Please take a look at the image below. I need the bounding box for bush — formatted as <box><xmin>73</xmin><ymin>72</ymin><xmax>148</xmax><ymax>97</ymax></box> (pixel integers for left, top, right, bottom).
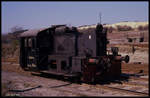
<box><xmin>2</xmin><ymin>39</ymin><xmax>20</xmax><ymax>58</ymax></box>
<box><xmin>117</xmin><ymin>25</ymin><xmax>133</xmax><ymax>31</ymax></box>
<box><xmin>107</xmin><ymin>26</ymin><xmax>115</xmax><ymax>33</ymax></box>
<box><xmin>138</xmin><ymin>25</ymin><xmax>149</xmax><ymax>31</ymax></box>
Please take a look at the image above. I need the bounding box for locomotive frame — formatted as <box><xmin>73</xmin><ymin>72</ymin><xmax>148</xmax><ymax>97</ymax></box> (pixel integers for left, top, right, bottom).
<box><xmin>19</xmin><ymin>24</ymin><xmax>129</xmax><ymax>83</ymax></box>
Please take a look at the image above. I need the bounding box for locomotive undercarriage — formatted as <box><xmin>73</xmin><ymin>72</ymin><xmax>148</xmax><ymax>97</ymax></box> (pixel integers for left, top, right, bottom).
<box><xmin>32</xmin><ymin>54</ymin><xmax>128</xmax><ymax>83</ymax></box>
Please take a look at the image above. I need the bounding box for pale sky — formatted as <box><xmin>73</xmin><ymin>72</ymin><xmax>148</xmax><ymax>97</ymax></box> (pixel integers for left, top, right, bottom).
<box><xmin>2</xmin><ymin>1</ymin><xmax>148</xmax><ymax>33</ymax></box>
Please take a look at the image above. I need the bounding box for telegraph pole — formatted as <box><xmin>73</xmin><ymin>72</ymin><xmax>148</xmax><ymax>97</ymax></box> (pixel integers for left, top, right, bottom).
<box><xmin>99</xmin><ymin>12</ymin><xmax>102</xmax><ymax>24</ymax></box>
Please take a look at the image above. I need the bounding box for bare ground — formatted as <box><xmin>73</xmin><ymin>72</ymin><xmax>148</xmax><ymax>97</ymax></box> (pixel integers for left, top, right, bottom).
<box><xmin>1</xmin><ymin>70</ymin><xmax>148</xmax><ymax>97</ymax></box>
<box><xmin>1</xmin><ymin>60</ymin><xmax>149</xmax><ymax>96</ymax></box>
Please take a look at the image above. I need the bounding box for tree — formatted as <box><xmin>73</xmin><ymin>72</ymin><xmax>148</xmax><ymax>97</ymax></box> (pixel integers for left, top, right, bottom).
<box><xmin>107</xmin><ymin>26</ymin><xmax>114</xmax><ymax>33</ymax></box>
<box><xmin>11</xmin><ymin>26</ymin><xmax>23</xmax><ymax>33</ymax></box>
<box><xmin>138</xmin><ymin>25</ymin><xmax>149</xmax><ymax>31</ymax></box>
<box><xmin>10</xmin><ymin>26</ymin><xmax>28</xmax><ymax>39</ymax></box>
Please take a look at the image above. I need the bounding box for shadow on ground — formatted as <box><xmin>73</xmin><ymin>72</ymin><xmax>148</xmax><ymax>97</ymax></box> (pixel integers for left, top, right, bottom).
<box><xmin>30</xmin><ymin>71</ymin><xmax>147</xmax><ymax>86</ymax></box>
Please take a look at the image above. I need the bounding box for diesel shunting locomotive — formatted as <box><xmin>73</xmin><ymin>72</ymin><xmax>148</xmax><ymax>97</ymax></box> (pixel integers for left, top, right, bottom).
<box><xmin>19</xmin><ymin>24</ymin><xmax>129</xmax><ymax>83</ymax></box>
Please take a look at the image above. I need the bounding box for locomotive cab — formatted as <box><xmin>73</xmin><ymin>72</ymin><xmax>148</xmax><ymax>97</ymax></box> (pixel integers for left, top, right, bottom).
<box><xmin>19</xmin><ymin>28</ymin><xmax>54</xmax><ymax>70</ymax></box>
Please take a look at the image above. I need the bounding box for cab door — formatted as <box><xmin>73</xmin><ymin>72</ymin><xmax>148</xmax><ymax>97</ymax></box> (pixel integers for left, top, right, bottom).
<box><xmin>36</xmin><ymin>30</ymin><xmax>54</xmax><ymax>70</ymax></box>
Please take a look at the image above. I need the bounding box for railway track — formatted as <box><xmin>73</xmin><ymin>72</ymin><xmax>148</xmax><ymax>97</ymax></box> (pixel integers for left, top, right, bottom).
<box><xmin>100</xmin><ymin>85</ymin><xmax>148</xmax><ymax>96</ymax></box>
<box><xmin>95</xmin><ymin>76</ymin><xmax>148</xmax><ymax>96</ymax></box>
<box><xmin>120</xmin><ymin>81</ymin><xmax>148</xmax><ymax>88</ymax></box>
<box><xmin>81</xmin><ymin>74</ymin><xmax>149</xmax><ymax>96</ymax></box>
<box><xmin>85</xmin><ymin>84</ymin><xmax>149</xmax><ymax>96</ymax></box>
<box><xmin>129</xmin><ymin>76</ymin><xmax>148</xmax><ymax>81</ymax></box>
<box><xmin>120</xmin><ymin>76</ymin><xmax>148</xmax><ymax>88</ymax></box>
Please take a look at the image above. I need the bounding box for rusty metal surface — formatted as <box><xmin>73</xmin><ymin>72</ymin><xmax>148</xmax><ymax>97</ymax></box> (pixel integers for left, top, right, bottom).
<box><xmin>81</xmin><ymin>56</ymin><xmax>122</xmax><ymax>82</ymax></box>
<box><xmin>20</xmin><ymin>28</ymin><xmax>48</xmax><ymax>37</ymax></box>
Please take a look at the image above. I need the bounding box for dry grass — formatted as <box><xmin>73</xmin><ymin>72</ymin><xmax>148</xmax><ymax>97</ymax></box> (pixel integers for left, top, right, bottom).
<box><xmin>1</xmin><ymin>81</ymin><xmax>14</xmax><ymax>96</ymax></box>
<box><xmin>2</xmin><ymin>83</ymin><xmax>8</xmax><ymax>96</ymax></box>
<box><xmin>122</xmin><ymin>63</ymin><xmax>149</xmax><ymax>75</ymax></box>
<box><xmin>1</xmin><ymin>57</ymin><xmax>19</xmax><ymax>63</ymax></box>
<box><xmin>2</xmin><ymin>61</ymin><xmax>31</xmax><ymax>76</ymax></box>
<box><xmin>107</xmin><ymin>43</ymin><xmax>148</xmax><ymax>53</ymax></box>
